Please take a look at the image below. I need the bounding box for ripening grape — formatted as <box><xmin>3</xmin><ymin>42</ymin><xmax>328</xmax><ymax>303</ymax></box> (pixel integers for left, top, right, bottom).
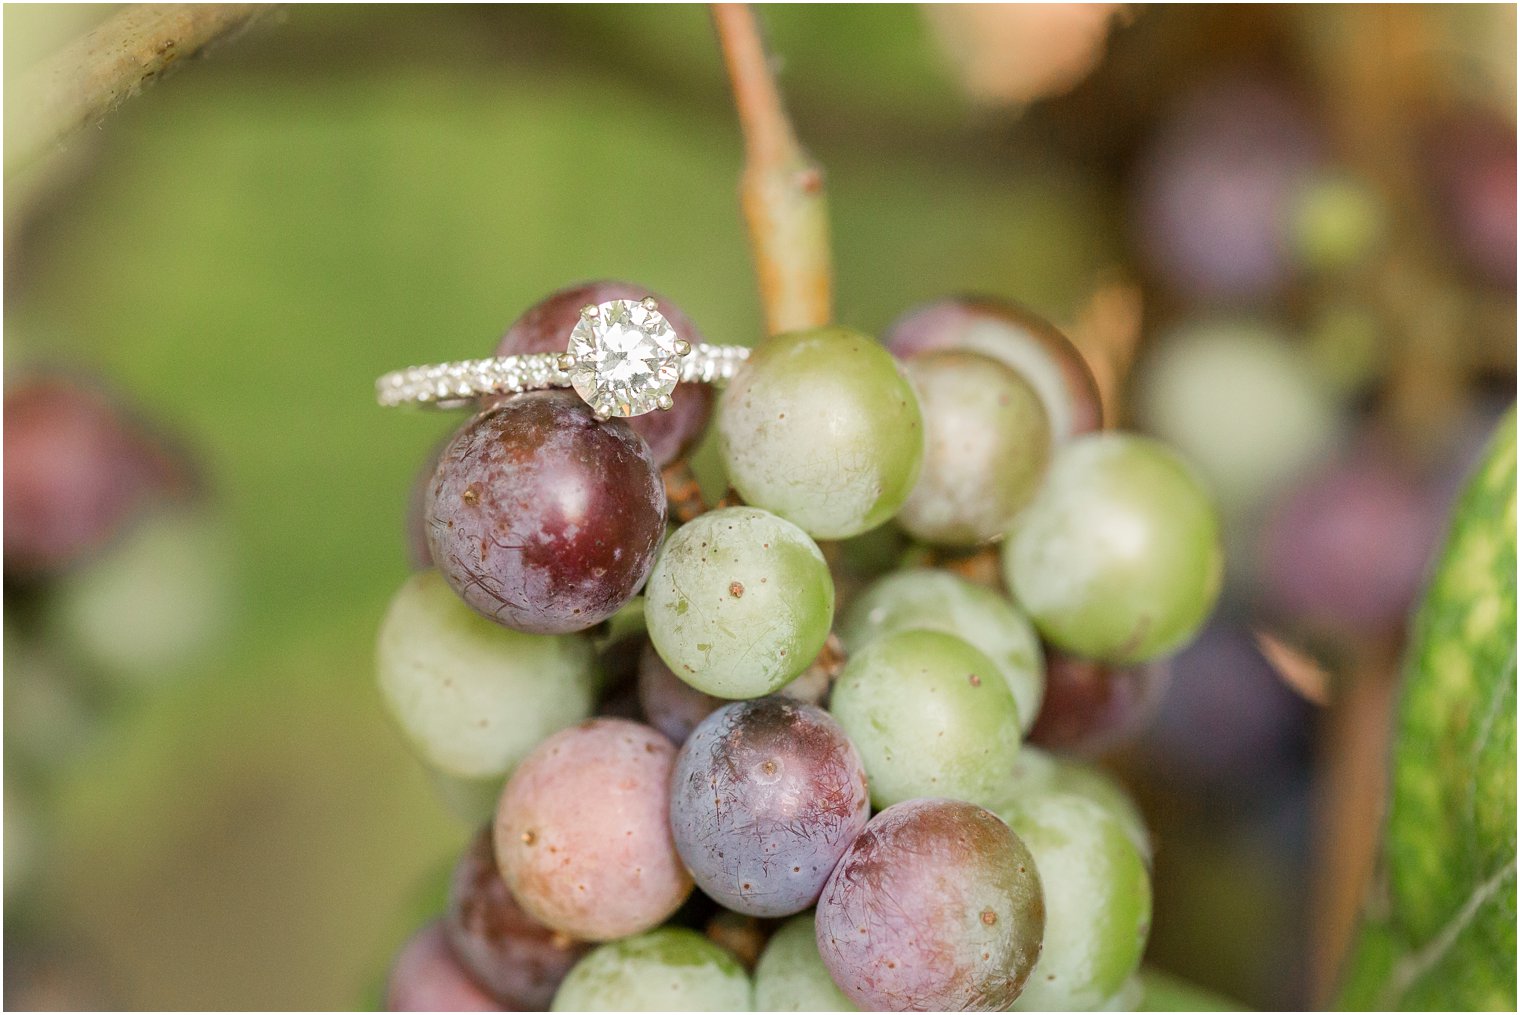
<box><xmin>405</xmin><ymin>437</ymin><xmax>448</xmax><ymax>570</ymax></box>
<box><xmin>384</xmin><ymin>922</ymin><xmax>503</xmax><ymax>1012</ymax></box>
<box><xmin>815</xmin><ymin>798</ymin><xmax>1045</xmax><ymax>1011</ymax></box>
<box><xmin>638</xmin><ymin>641</ymin><xmax>725</xmax><ymax>745</ymax></box>
<box><xmin>1422</xmin><ymin>109</ymin><xmax>1517</xmax><ymax>288</ymax></box>
<box><xmin>670</xmin><ymin>698</ymin><xmax>869</xmax><ymax>917</ymax></box>
<box><xmin>1133</xmin><ymin>319</ymin><xmax>1340</xmax><ymax>515</ymax></box>
<box><xmin>753</xmin><ymin>914</ymin><xmax>856</xmax><ymax>1012</ymax></box>
<box><xmin>4</xmin><ymin>375</ymin><xmax>191</xmax><ymax>577</ymax></box>
<box><xmin>829</xmin><ymin>629</ymin><xmax>1022</xmax><ymax>809</ymax></box>
<box><xmin>495</xmin><ymin>718</ymin><xmax>691</xmax><ymax>941</ymax></box>
<box><xmin>1003</xmin><ymin>433</ymin><xmax>1222</xmax><ymax>664</ymax></box>
<box><xmin>704</xmin><ymin>910</ymin><xmax>770</xmax><ymax>971</ymax></box>
<box><xmin>1003</xmin><ymin>746</ymin><xmax>1152</xmax><ymax>863</ymax></box>
<box><xmin>1001</xmin><ymin>793</ymin><xmax>1152</xmax><ymax>1011</ymax></box>
<box><xmin>376</xmin><ymin>570</ymin><xmax>598</xmax><ymax>780</ymax></box>
<box><xmin>1027</xmin><ymin>645</ymin><xmax>1171</xmax><ymax>757</ymax></box>
<box><xmin>1131</xmin><ymin>76</ymin><xmax>1320</xmax><ymax>301</ymax></box>
<box><xmin>494</xmin><ymin>280</ymin><xmax>716</xmax><ymax>465</ymax></box>
<box><xmin>1288</xmin><ymin>173</ymin><xmax>1384</xmax><ymax>272</ymax></box>
<box><xmin>838</xmin><ymin>568</ymin><xmax>1044</xmax><ymax>732</ymax></box>
<box><xmin>717</xmin><ymin>327</ymin><xmax>924</xmax><ymax>539</ymax></box>
<box><xmin>549</xmin><ymin>928</ymin><xmax>752</xmax><ymax>1012</ymax></box>
<box><xmin>425</xmin><ymin>391</ymin><xmax>667</xmax><ymax>635</ymax></box>
<box><xmin>644</xmin><ymin>507</ymin><xmax>834</xmax><ymax>699</ymax></box>
<box><xmin>883</xmin><ymin>295</ymin><xmax>1102</xmax><ymax>442</ymax></box>
<box><xmin>898</xmin><ymin>351</ymin><xmax>1051</xmax><ymax>546</ymax></box>
<box><xmin>445</xmin><ymin>826</ymin><xmax>589</xmax><ymax>1009</ymax></box>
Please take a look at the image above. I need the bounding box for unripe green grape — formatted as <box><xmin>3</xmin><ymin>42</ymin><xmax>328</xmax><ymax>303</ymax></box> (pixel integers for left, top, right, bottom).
<box><xmin>898</xmin><ymin>350</ymin><xmax>1051</xmax><ymax>546</ymax></box>
<box><xmin>645</xmin><ymin>507</ymin><xmax>834</xmax><ymax>699</ymax></box>
<box><xmin>1002</xmin><ymin>793</ymin><xmax>1152</xmax><ymax>1011</ymax></box>
<box><xmin>839</xmin><ymin>568</ymin><xmax>1044</xmax><ymax>732</ymax></box>
<box><xmin>753</xmin><ymin>914</ymin><xmax>856</xmax><ymax>1012</ymax></box>
<box><xmin>717</xmin><ymin>328</ymin><xmax>924</xmax><ymax>539</ymax></box>
<box><xmin>550</xmin><ymin>928</ymin><xmax>752</xmax><ymax>1012</ymax></box>
<box><xmin>1290</xmin><ymin>173</ymin><xmax>1384</xmax><ymax>271</ymax></box>
<box><xmin>376</xmin><ymin>570</ymin><xmax>598</xmax><ymax>779</ymax></box>
<box><xmin>1002</xmin><ymin>746</ymin><xmax>1152</xmax><ymax>863</ymax></box>
<box><xmin>1003</xmin><ymin>433</ymin><xmax>1222</xmax><ymax>664</ymax></box>
<box><xmin>830</xmin><ymin>629</ymin><xmax>1022</xmax><ymax>809</ymax></box>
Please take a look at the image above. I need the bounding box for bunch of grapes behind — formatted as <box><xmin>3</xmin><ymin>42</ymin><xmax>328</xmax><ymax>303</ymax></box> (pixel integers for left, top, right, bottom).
<box><xmin>375</xmin><ymin>280</ymin><xmax>1224</xmax><ymax>1011</ymax></box>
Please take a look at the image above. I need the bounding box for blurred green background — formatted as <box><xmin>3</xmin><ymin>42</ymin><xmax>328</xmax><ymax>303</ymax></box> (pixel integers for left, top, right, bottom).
<box><xmin>4</xmin><ymin>4</ymin><xmax>1513</xmax><ymax>1010</ymax></box>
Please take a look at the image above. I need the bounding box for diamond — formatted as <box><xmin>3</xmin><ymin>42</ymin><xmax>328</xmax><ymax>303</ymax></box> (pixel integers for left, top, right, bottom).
<box><xmin>567</xmin><ymin>299</ymin><xmax>681</xmax><ymax>417</ymax></box>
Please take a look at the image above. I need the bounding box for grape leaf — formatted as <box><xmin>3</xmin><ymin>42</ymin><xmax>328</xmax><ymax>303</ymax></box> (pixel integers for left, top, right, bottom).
<box><xmin>1338</xmin><ymin>410</ymin><xmax>1517</xmax><ymax>1010</ymax></box>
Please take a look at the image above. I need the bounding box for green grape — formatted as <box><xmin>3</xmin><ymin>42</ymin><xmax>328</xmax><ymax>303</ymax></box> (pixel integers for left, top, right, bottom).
<box><xmin>1002</xmin><ymin>746</ymin><xmax>1152</xmax><ymax>863</ymax></box>
<box><xmin>1289</xmin><ymin>173</ymin><xmax>1383</xmax><ymax>272</ymax></box>
<box><xmin>1001</xmin><ymin>793</ymin><xmax>1153</xmax><ymax>1011</ymax></box>
<box><xmin>550</xmin><ymin>928</ymin><xmax>752</xmax><ymax>1012</ymax></box>
<box><xmin>644</xmin><ymin>507</ymin><xmax>834</xmax><ymax>699</ymax></box>
<box><xmin>898</xmin><ymin>350</ymin><xmax>1051</xmax><ymax>546</ymax></box>
<box><xmin>830</xmin><ymin>629</ymin><xmax>1022</xmax><ymax>809</ymax></box>
<box><xmin>1002</xmin><ymin>433</ymin><xmax>1222</xmax><ymax>664</ymax></box>
<box><xmin>717</xmin><ymin>327</ymin><xmax>924</xmax><ymax>539</ymax></box>
<box><xmin>376</xmin><ymin>570</ymin><xmax>598</xmax><ymax>779</ymax></box>
<box><xmin>753</xmin><ymin>914</ymin><xmax>856</xmax><ymax>1012</ymax></box>
<box><xmin>839</xmin><ymin>568</ymin><xmax>1044</xmax><ymax>732</ymax></box>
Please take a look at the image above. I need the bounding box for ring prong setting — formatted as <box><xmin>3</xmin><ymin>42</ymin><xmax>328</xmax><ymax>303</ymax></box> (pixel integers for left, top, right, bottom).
<box><xmin>556</xmin><ymin>353</ymin><xmax>575</xmax><ymax>371</ymax></box>
<box><xmin>674</xmin><ymin>339</ymin><xmax>692</xmax><ymax>356</ymax></box>
<box><xmin>581</xmin><ymin>304</ymin><xmax>600</xmax><ymax>319</ymax></box>
<box><xmin>640</xmin><ymin>296</ymin><xmax>659</xmax><ymax>311</ymax></box>
<box><xmin>656</xmin><ymin>393</ymin><xmax>675</xmax><ymax>411</ymax></box>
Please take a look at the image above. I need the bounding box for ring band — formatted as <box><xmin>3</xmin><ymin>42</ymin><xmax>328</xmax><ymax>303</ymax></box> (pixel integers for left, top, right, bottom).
<box><xmin>375</xmin><ymin>298</ymin><xmax>749</xmax><ymax>418</ymax></box>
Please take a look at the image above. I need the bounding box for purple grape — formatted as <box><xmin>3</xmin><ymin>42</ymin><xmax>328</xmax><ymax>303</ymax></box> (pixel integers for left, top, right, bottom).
<box><xmin>670</xmin><ymin>697</ymin><xmax>870</xmax><ymax>917</ymax></box>
<box><xmin>1257</xmin><ymin>437</ymin><xmax>1445</xmax><ymax>642</ymax></box>
<box><xmin>4</xmin><ymin>375</ymin><xmax>191</xmax><ymax>577</ymax></box>
<box><xmin>1132</xmin><ymin>77</ymin><xmax>1321</xmax><ymax>301</ymax></box>
<box><xmin>493</xmin><ymin>280</ymin><xmax>715</xmax><ymax>465</ymax></box>
<box><xmin>444</xmin><ymin>826</ymin><xmax>590</xmax><ymax>1009</ymax></box>
<box><xmin>424</xmin><ymin>391</ymin><xmax>667</xmax><ymax>635</ymax></box>
<box><xmin>1422</xmin><ymin>108</ymin><xmax>1517</xmax><ymax>288</ymax></box>
<box><xmin>637</xmin><ymin>641</ymin><xmax>725</xmax><ymax>745</ymax></box>
<box><xmin>815</xmin><ymin>798</ymin><xmax>1045</xmax><ymax>1011</ymax></box>
<box><xmin>1028</xmin><ymin>646</ymin><xmax>1172</xmax><ymax>757</ymax></box>
<box><xmin>883</xmin><ymin>296</ymin><xmax>1103</xmax><ymax>441</ymax></box>
<box><xmin>384</xmin><ymin>921</ymin><xmax>503</xmax><ymax>1012</ymax></box>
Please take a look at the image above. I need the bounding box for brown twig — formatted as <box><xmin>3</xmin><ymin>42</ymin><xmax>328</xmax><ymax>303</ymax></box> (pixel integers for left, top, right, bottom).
<box><xmin>6</xmin><ymin>4</ymin><xmax>274</xmax><ymax>173</ymax></box>
<box><xmin>711</xmin><ymin>3</ymin><xmax>833</xmax><ymax>336</ymax></box>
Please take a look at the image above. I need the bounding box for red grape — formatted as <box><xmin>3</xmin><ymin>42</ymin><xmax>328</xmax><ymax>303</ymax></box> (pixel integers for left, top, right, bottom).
<box><xmin>493</xmin><ymin>280</ymin><xmax>715</xmax><ymax>465</ymax></box>
<box><xmin>444</xmin><ymin>825</ymin><xmax>589</xmax><ymax>1009</ymax></box>
<box><xmin>636</xmin><ymin>641</ymin><xmax>724</xmax><ymax>746</ymax></box>
<box><xmin>1028</xmin><ymin>646</ymin><xmax>1172</xmax><ymax>756</ymax></box>
<box><xmin>384</xmin><ymin>921</ymin><xmax>503</xmax><ymax>1012</ymax></box>
<box><xmin>425</xmin><ymin>391</ymin><xmax>666</xmax><ymax>635</ymax></box>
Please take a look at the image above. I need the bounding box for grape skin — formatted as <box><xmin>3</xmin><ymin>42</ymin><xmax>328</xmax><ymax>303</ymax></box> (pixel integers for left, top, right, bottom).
<box><xmin>753</xmin><ymin>914</ymin><xmax>857</xmax><ymax>1012</ymax></box>
<box><xmin>883</xmin><ymin>296</ymin><xmax>1102</xmax><ymax>442</ymax></box>
<box><xmin>814</xmin><ymin>798</ymin><xmax>1045</xmax><ymax>1011</ymax></box>
<box><xmin>549</xmin><ymin>927</ymin><xmax>752</xmax><ymax>1011</ymax></box>
<box><xmin>492</xmin><ymin>280</ymin><xmax>715</xmax><ymax>465</ymax></box>
<box><xmin>829</xmin><ymin>629</ymin><xmax>1023</xmax><ymax>810</ymax></box>
<box><xmin>637</xmin><ymin>641</ymin><xmax>727</xmax><ymax>745</ymax></box>
<box><xmin>495</xmin><ymin>718</ymin><xmax>692</xmax><ymax>941</ymax></box>
<box><xmin>669</xmin><ymin>698</ymin><xmax>870</xmax><ymax>917</ymax></box>
<box><xmin>839</xmin><ymin>568</ymin><xmax>1045</xmax><ymax>733</ymax></box>
<box><xmin>376</xmin><ymin>570</ymin><xmax>598</xmax><ymax>780</ymax></box>
<box><xmin>717</xmin><ymin>327</ymin><xmax>924</xmax><ymax>540</ymax></box>
<box><xmin>1027</xmin><ymin>645</ymin><xmax>1172</xmax><ymax>757</ymax></box>
<box><xmin>898</xmin><ymin>350</ymin><xmax>1052</xmax><ymax>547</ymax></box>
<box><xmin>384</xmin><ymin>921</ymin><xmax>503</xmax><ymax>1012</ymax></box>
<box><xmin>1003</xmin><ymin>432</ymin><xmax>1222</xmax><ymax>664</ymax></box>
<box><xmin>645</xmin><ymin>507</ymin><xmax>834</xmax><ymax>699</ymax></box>
<box><xmin>1001</xmin><ymin>793</ymin><xmax>1152</xmax><ymax>1011</ymax></box>
<box><xmin>444</xmin><ymin>825</ymin><xmax>589</xmax><ymax>1009</ymax></box>
<box><xmin>999</xmin><ymin>746</ymin><xmax>1152</xmax><ymax>864</ymax></box>
<box><xmin>425</xmin><ymin>391</ymin><xmax>667</xmax><ymax>635</ymax></box>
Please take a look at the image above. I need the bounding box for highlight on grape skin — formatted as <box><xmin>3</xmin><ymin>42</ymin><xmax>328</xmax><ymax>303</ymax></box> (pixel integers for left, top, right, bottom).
<box><xmin>669</xmin><ymin>697</ymin><xmax>870</xmax><ymax>917</ymax></box>
<box><xmin>754</xmin><ymin>913</ymin><xmax>858</xmax><ymax>1012</ymax></box>
<box><xmin>494</xmin><ymin>718</ymin><xmax>692</xmax><ymax>942</ymax></box>
<box><xmin>814</xmin><ymin>798</ymin><xmax>1046</xmax><ymax>1012</ymax></box>
<box><xmin>549</xmin><ymin>927</ymin><xmax>753</xmax><ymax>1012</ymax></box>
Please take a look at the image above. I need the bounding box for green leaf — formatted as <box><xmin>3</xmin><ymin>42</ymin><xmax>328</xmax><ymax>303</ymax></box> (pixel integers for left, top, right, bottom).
<box><xmin>1338</xmin><ymin>409</ymin><xmax>1517</xmax><ymax>1011</ymax></box>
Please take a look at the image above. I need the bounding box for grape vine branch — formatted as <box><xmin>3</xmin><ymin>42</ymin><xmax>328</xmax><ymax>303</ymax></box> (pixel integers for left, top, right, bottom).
<box><xmin>711</xmin><ymin>3</ymin><xmax>834</xmax><ymax>336</ymax></box>
<box><xmin>6</xmin><ymin>4</ymin><xmax>274</xmax><ymax>173</ymax></box>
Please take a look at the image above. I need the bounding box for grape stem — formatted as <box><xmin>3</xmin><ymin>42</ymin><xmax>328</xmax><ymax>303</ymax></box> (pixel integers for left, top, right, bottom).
<box><xmin>6</xmin><ymin>4</ymin><xmax>275</xmax><ymax>173</ymax></box>
<box><xmin>711</xmin><ymin>3</ymin><xmax>834</xmax><ymax>336</ymax></box>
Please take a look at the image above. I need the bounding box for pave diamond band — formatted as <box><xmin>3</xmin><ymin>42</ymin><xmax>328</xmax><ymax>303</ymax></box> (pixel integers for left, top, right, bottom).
<box><xmin>375</xmin><ymin>342</ymin><xmax>749</xmax><ymax>411</ymax></box>
<box><xmin>376</xmin><ymin>297</ymin><xmax>748</xmax><ymax>416</ymax></box>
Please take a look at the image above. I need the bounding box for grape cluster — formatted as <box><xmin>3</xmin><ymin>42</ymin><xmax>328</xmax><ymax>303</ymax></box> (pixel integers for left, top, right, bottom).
<box><xmin>378</xmin><ymin>285</ymin><xmax>1223</xmax><ymax>1010</ymax></box>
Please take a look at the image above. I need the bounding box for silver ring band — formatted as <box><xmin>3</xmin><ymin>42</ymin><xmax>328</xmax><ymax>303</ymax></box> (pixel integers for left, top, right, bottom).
<box><xmin>375</xmin><ymin>343</ymin><xmax>750</xmax><ymax>410</ymax></box>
